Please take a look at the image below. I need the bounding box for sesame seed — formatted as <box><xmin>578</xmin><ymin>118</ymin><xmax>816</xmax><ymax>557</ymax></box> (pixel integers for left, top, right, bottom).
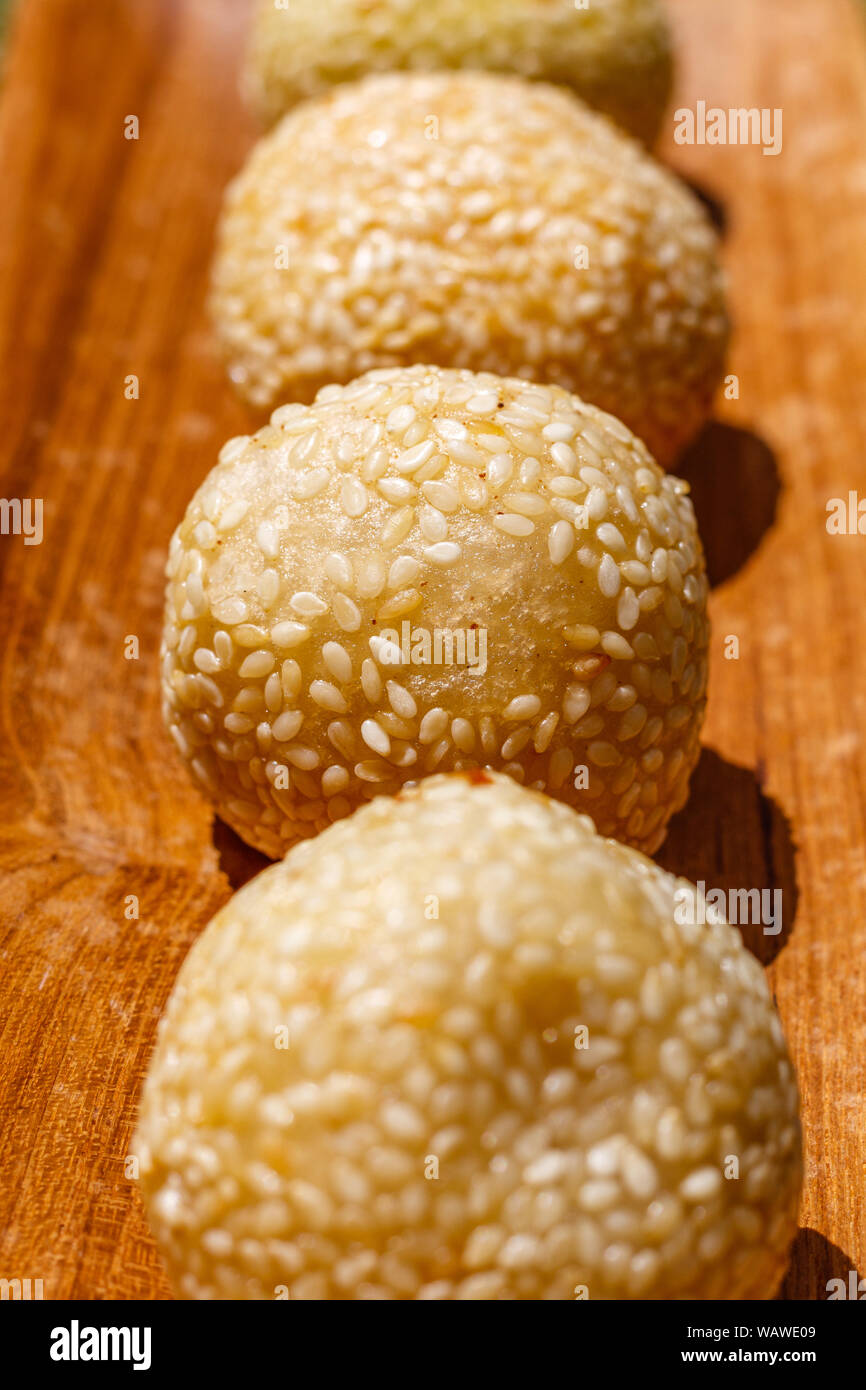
<box><xmin>598</xmin><ymin>553</ymin><xmax>621</xmax><ymax>597</ymax></box>
<box><xmin>361</xmin><ymin>446</ymin><xmax>389</xmax><ymax>482</ymax></box>
<box><xmin>272</xmin><ymin>710</ymin><xmax>304</xmax><ymax>741</ymax></box>
<box><xmin>290</xmin><ymin>592</ymin><xmax>328</xmax><ymax>618</ymax></box>
<box><xmin>621</xmin><ymin>560</ymin><xmax>651</xmax><ymax>587</ymax></box>
<box><xmin>239</xmin><ymin>650</ymin><xmax>276</xmax><ymax>679</ymax></box>
<box><xmin>285</xmin><ymin>745</ymin><xmax>319</xmax><ymax>770</ymax></box>
<box><xmin>386</xmin><ymin>405</ymin><xmax>416</xmax><ymax>435</ymax></box>
<box><xmin>361</xmin><ymin>719</ymin><xmax>391</xmax><ymax>756</ymax></box>
<box><xmin>264</xmin><ymin>673</ymin><xmax>282</xmax><ymax>713</ymax></box>
<box><xmin>309</xmin><ymin>680</ymin><xmax>349</xmax><ymax>713</ymax></box>
<box><xmin>516</xmin><ymin>460</ymin><xmax>538</xmax><ymax>489</ymax></box>
<box><xmin>386</xmin><ymin>681</ymin><xmax>417</xmax><ymax>719</ymax></box>
<box><xmin>479</xmin><ymin>716</ymin><xmax>497</xmax><ymax>756</ymax></box>
<box><xmin>378</xmin><ymin>477</ymin><xmax>416</xmax><ymax>504</ymax></box>
<box><xmin>615</xmin><ymin>484</ymin><xmax>640</xmax><ymax>524</ymax></box>
<box><xmin>425</xmin><ymin>737</ymin><xmax>451</xmax><ymax>770</ymax></box>
<box><xmin>419</xmin><ymin>708</ymin><xmax>448</xmax><ymax>744</ymax></box>
<box><xmin>193</xmin><ymin>520</ymin><xmax>217</xmax><ymax>550</ymax></box>
<box><xmin>586</xmin><ymin>486</ymin><xmax>609</xmax><ymax>521</ymax></box>
<box><xmin>257</xmin><ymin>569</ymin><xmax>281</xmax><ymax>607</ymax></box>
<box><xmin>327</xmin><ymin>720</ymin><xmax>355</xmax><ymax>759</ymax></box>
<box><xmin>436</xmin><ymin>418</ymin><xmax>468</xmax><ymax>441</ymax></box>
<box><xmin>376</xmin><ymin>589</ymin><xmax>422</xmax><ymax>621</ymax></box>
<box><xmin>602</xmin><ymin>632</ymin><xmax>635</xmax><ymax>661</ymax></box>
<box><xmin>548</xmin><ymin>476</ymin><xmax>584</xmax><ymax>498</ymax></box>
<box><xmin>494</xmin><ymin>514</ymin><xmax>535</xmax><ymax>538</ymax></box>
<box><xmin>419</xmin><ymin>507</ymin><xmax>448</xmax><ymax>542</ymax></box>
<box><xmin>393</xmin><ymin>440</ymin><xmax>435</xmax><ymax>474</ymax></box>
<box><xmin>218</xmin><ymin>435</ymin><xmax>249</xmax><ymax>465</ymax></box>
<box><xmin>502</xmin><ymin>492</ymin><xmax>548</xmax><ymax>518</ymax></box>
<box><xmin>563</xmin><ymin>685</ymin><xmax>591</xmax><ymax>724</ymax></box>
<box><xmin>562</xmin><ymin>623</ymin><xmax>600</xmax><ymax>650</ymax></box>
<box><xmin>421</xmin><ymin>481</ymin><xmax>459</xmax><ymax>514</ymax></box>
<box><xmin>503</xmin><ymin>695</ymin><xmax>541</xmax><ymax>722</ymax></box>
<box><xmin>617</xmin><ymin>588</ymin><xmax>640</xmax><ymax>631</ymax></box>
<box><xmin>211</xmin><ymin>595</ymin><xmax>246</xmax><ymax>626</ymax></box>
<box><xmin>450</xmin><ymin>718</ymin><xmax>475</xmax><ymax>753</ymax></box>
<box><xmin>550</xmin><ymin>498</ymin><xmax>588</xmax><ymax>530</ymax></box>
<box><xmin>281</xmin><ymin>660</ymin><xmax>301</xmax><ymax>697</ymax></box>
<box><xmin>550</xmin><ymin>442</ymin><xmax>577</xmax><ymax>472</ymax></box>
<box><xmin>597</xmin><ymin>522</ymin><xmax>626</xmax><ymax>553</ymax></box>
<box><xmin>321</xmin><ymin>765</ymin><xmax>349</xmax><ymax>797</ymax></box>
<box><xmin>380</xmin><ymin>506</ymin><xmax>415</xmax><ymax>547</ymax></box>
<box><xmin>270</xmin><ymin>621</ymin><xmax>311</xmax><ymax>648</ymax></box>
<box><xmin>354</xmin><ymin>758</ymin><xmax>393</xmax><ymax>783</ymax></box>
<box><xmin>488</xmin><ymin>455</ymin><xmax>514</xmax><ymax>488</ymax></box>
<box><xmin>542</xmin><ymin>422</ymin><xmax>576</xmax><ymax>443</ymax></box>
<box><xmin>324</xmin><ymin>555</ymin><xmax>351</xmax><ymax>590</ymax></box>
<box><xmin>549</xmin><ymin>747</ymin><xmax>575</xmax><ymax>787</ymax></box>
<box><xmin>193</xmin><ymin>648</ymin><xmax>221</xmax><ymax>675</ymax></box>
<box><xmin>465</xmin><ymin>392</ymin><xmax>499</xmax><ymax>415</ymax></box>
<box><xmin>332</xmin><ymin>594</ymin><xmax>361</xmax><ymax>632</ymax></box>
<box><xmin>680</xmin><ymin>1167</ymin><xmax>723</xmax><ymax>1204</ymax></box>
<box><xmin>356</xmin><ymin>559</ymin><xmax>386</xmax><ymax>599</ymax></box>
<box><xmin>387</xmin><ymin>556</ymin><xmax>421</xmax><ymax>590</ymax></box>
<box><xmin>448</xmin><ymin>441</ymin><xmax>485</xmax><ymax>468</ymax></box>
<box><xmin>533</xmin><ymin>713</ymin><xmax>559</xmax><ymax>753</ymax></box>
<box><xmin>256</xmin><ymin>521</ymin><xmax>280</xmax><ymax>558</ymax></box>
<box><xmin>423</xmin><ymin>542</ymin><xmax>461</xmax><ymax>566</ymax></box>
<box><xmin>322</xmin><ymin>642</ymin><xmax>352</xmax><ymax>683</ymax></box>
<box><xmin>289</xmin><ymin>429</ymin><xmax>320</xmax><ymax>464</ymax></box>
<box><xmin>501</xmin><ymin>727</ymin><xmax>532</xmax><ymax>759</ymax></box>
<box><xmin>589</xmin><ymin>740</ymin><xmax>621</xmax><ymax>767</ymax></box>
<box><xmin>291</xmin><ymin>468</ymin><xmax>330</xmax><ymax>501</ymax></box>
<box><xmin>548</xmin><ymin>520</ymin><xmax>574</xmax><ymax>566</ymax></box>
<box><xmin>340</xmin><ymin>479</ymin><xmax>369</xmax><ymax>517</ymax></box>
<box><xmin>360</xmin><ymin>658</ymin><xmax>383</xmax><ymax>703</ymax></box>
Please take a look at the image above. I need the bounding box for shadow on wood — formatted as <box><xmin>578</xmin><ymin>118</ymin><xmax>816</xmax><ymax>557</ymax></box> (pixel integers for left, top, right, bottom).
<box><xmin>656</xmin><ymin>747</ymin><xmax>798</xmax><ymax>966</ymax></box>
<box><xmin>212</xmin><ymin>817</ymin><xmax>271</xmax><ymax>892</ymax></box>
<box><xmin>778</xmin><ymin>1227</ymin><xmax>864</xmax><ymax>1300</ymax></box>
<box><xmin>676</xmin><ymin>422</ymin><xmax>781</xmax><ymax>588</ymax></box>
<box><xmin>682</xmin><ymin>176</ymin><xmax>728</xmax><ymax>237</ymax></box>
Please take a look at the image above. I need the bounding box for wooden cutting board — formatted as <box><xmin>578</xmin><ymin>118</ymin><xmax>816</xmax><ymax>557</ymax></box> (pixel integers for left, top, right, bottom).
<box><xmin>0</xmin><ymin>0</ymin><xmax>864</xmax><ymax>1300</ymax></box>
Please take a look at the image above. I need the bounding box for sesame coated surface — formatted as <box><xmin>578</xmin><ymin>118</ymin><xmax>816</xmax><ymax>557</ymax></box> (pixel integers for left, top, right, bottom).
<box><xmin>243</xmin><ymin>0</ymin><xmax>674</xmax><ymax>145</ymax></box>
<box><xmin>135</xmin><ymin>773</ymin><xmax>802</xmax><ymax>1301</ymax></box>
<box><xmin>161</xmin><ymin>366</ymin><xmax>709</xmax><ymax>858</ymax></box>
<box><xmin>210</xmin><ymin>72</ymin><xmax>728</xmax><ymax>465</ymax></box>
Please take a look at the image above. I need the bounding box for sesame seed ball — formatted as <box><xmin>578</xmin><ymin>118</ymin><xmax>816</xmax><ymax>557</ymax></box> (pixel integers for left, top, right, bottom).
<box><xmin>210</xmin><ymin>72</ymin><xmax>728</xmax><ymax>465</ymax></box>
<box><xmin>162</xmin><ymin>366</ymin><xmax>709</xmax><ymax>859</ymax></box>
<box><xmin>135</xmin><ymin>772</ymin><xmax>802</xmax><ymax>1301</ymax></box>
<box><xmin>243</xmin><ymin>0</ymin><xmax>673</xmax><ymax>146</ymax></box>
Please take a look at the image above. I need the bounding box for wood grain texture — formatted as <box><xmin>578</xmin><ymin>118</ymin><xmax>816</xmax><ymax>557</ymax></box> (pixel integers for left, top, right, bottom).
<box><xmin>0</xmin><ymin>0</ymin><xmax>863</xmax><ymax>1300</ymax></box>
